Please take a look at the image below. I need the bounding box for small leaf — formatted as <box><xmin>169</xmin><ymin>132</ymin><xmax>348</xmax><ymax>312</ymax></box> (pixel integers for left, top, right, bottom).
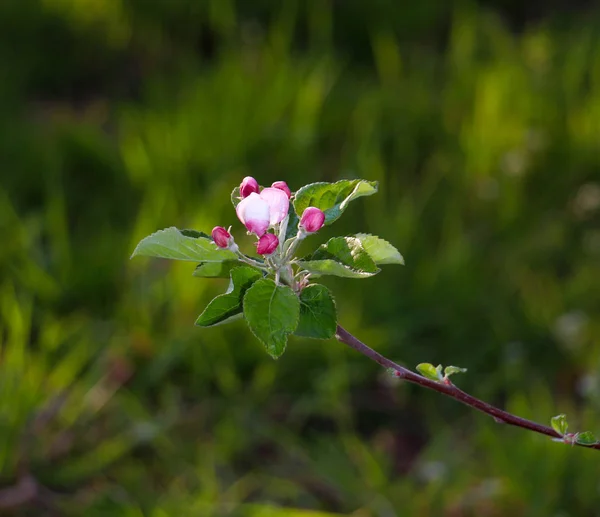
<box><xmin>294</xmin><ymin>284</ymin><xmax>337</xmax><ymax>339</ymax></box>
<box><xmin>285</xmin><ymin>205</ymin><xmax>301</xmax><ymax>241</ymax></box>
<box><xmin>417</xmin><ymin>363</ymin><xmax>443</xmax><ymax>382</ymax></box>
<box><xmin>193</xmin><ymin>260</ymin><xmax>243</xmax><ymax>278</ymax></box>
<box><xmin>297</xmin><ymin>237</ymin><xmax>379</xmax><ymax>278</ymax></box>
<box><xmin>293</xmin><ymin>179</ymin><xmax>378</xmax><ymax>225</ymax></box>
<box><xmin>131</xmin><ymin>227</ymin><xmax>237</xmax><ymax>262</ymax></box>
<box><xmin>551</xmin><ymin>414</ymin><xmax>569</xmax><ymax>436</ymax></box>
<box><xmin>575</xmin><ymin>431</ymin><xmax>598</xmax><ymax>446</ymax></box>
<box><xmin>354</xmin><ymin>234</ymin><xmax>404</xmax><ymax>265</ymax></box>
<box><xmin>195</xmin><ymin>267</ymin><xmax>262</xmax><ymax>327</ymax></box>
<box><xmin>243</xmin><ymin>278</ymin><xmax>300</xmax><ymax>359</ymax></box>
<box><xmin>231</xmin><ymin>186</ymin><xmax>242</xmax><ymax>208</ymax></box>
<box><xmin>444</xmin><ymin>365</ymin><xmax>467</xmax><ymax>377</ymax></box>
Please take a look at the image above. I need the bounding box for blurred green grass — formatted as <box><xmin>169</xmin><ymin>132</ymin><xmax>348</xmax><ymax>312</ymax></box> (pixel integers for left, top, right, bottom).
<box><xmin>1</xmin><ymin>0</ymin><xmax>600</xmax><ymax>515</ymax></box>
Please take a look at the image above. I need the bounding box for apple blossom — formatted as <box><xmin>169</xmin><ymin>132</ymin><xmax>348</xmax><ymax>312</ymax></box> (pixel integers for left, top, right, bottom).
<box><xmin>271</xmin><ymin>181</ymin><xmax>291</xmax><ymax>199</ymax></box>
<box><xmin>299</xmin><ymin>207</ymin><xmax>325</xmax><ymax>233</ymax></box>
<box><xmin>259</xmin><ymin>187</ymin><xmax>290</xmax><ymax>225</ymax></box>
<box><xmin>235</xmin><ymin>193</ymin><xmax>270</xmax><ymax>236</ymax></box>
<box><xmin>256</xmin><ymin>233</ymin><xmax>279</xmax><ymax>255</ymax></box>
<box><xmin>240</xmin><ymin>176</ymin><xmax>260</xmax><ymax>198</ymax></box>
<box><xmin>236</xmin><ymin>188</ymin><xmax>289</xmax><ymax>236</ymax></box>
<box><xmin>211</xmin><ymin>226</ymin><xmax>232</xmax><ymax>248</ymax></box>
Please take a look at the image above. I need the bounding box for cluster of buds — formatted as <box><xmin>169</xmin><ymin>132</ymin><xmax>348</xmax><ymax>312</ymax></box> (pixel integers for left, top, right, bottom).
<box><xmin>211</xmin><ymin>177</ymin><xmax>325</xmax><ymax>264</ymax></box>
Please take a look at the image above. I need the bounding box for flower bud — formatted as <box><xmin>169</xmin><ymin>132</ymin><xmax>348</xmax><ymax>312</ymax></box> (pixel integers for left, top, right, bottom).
<box><xmin>299</xmin><ymin>207</ymin><xmax>325</xmax><ymax>233</ymax></box>
<box><xmin>211</xmin><ymin>226</ymin><xmax>232</xmax><ymax>248</ymax></box>
<box><xmin>271</xmin><ymin>181</ymin><xmax>291</xmax><ymax>199</ymax></box>
<box><xmin>256</xmin><ymin>233</ymin><xmax>279</xmax><ymax>255</ymax></box>
<box><xmin>240</xmin><ymin>176</ymin><xmax>260</xmax><ymax>198</ymax></box>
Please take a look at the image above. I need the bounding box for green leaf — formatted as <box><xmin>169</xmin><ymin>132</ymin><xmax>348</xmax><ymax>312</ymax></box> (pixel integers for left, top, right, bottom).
<box><xmin>243</xmin><ymin>279</ymin><xmax>300</xmax><ymax>358</ymax></box>
<box><xmin>575</xmin><ymin>431</ymin><xmax>598</xmax><ymax>446</ymax></box>
<box><xmin>193</xmin><ymin>260</ymin><xmax>244</xmax><ymax>278</ymax></box>
<box><xmin>131</xmin><ymin>227</ymin><xmax>237</xmax><ymax>262</ymax></box>
<box><xmin>354</xmin><ymin>234</ymin><xmax>404</xmax><ymax>265</ymax></box>
<box><xmin>444</xmin><ymin>365</ymin><xmax>467</xmax><ymax>377</ymax></box>
<box><xmin>293</xmin><ymin>179</ymin><xmax>378</xmax><ymax>225</ymax></box>
<box><xmin>285</xmin><ymin>205</ymin><xmax>301</xmax><ymax>241</ymax></box>
<box><xmin>296</xmin><ymin>237</ymin><xmax>379</xmax><ymax>278</ymax></box>
<box><xmin>417</xmin><ymin>363</ymin><xmax>443</xmax><ymax>381</ymax></box>
<box><xmin>231</xmin><ymin>186</ymin><xmax>241</xmax><ymax>208</ymax></box>
<box><xmin>180</xmin><ymin>229</ymin><xmax>211</xmax><ymax>239</ymax></box>
<box><xmin>195</xmin><ymin>267</ymin><xmax>262</xmax><ymax>327</ymax></box>
<box><xmin>294</xmin><ymin>284</ymin><xmax>337</xmax><ymax>339</ymax></box>
<box><xmin>551</xmin><ymin>414</ymin><xmax>569</xmax><ymax>436</ymax></box>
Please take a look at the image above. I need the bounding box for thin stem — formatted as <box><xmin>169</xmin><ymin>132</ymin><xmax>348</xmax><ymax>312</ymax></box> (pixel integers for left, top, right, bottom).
<box><xmin>277</xmin><ymin>215</ymin><xmax>289</xmax><ymax>257</ymax></box>
<box><xmin>235</xmin><ymin>251</ymin><xmax>267</xmax><ymax>270</ymax></box>
<box><xmin>283</xmin><ymin>232</ymin><xmax>306</xmax><ymax>263</ymax></box>
<box><xmin>335</xmin><ymin>325</ymin><xmax>600</xmax><ymax>450</ymax></box>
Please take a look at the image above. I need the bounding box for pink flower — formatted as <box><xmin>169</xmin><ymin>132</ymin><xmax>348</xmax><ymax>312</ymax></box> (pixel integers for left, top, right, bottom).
<box><xmin>271</xmin><ymin>181</ymin><xmax>291</xmax><ymax>199</ymax></box>
<box><xmin>256</xmin><ymin>233</ymin><xmax>279</xmax><ymax>255</ymax></box>
<box><xmin>259</xmin><ymin>188</ymin><xmax>289</xmax><ymax>225</ymax></box>
<box><xmin>236</xmin><ymin>188</ymin><xmax>289</xmax><ymax>236</ymax></box>
<box><xmin>211</xmin><ymin>226</ymin><xmax>232</xmax><ymax>248</ymax></box>
<box><xmin>300</xmin><ymin>207</ymin><xmax>325</xmax><ymax>233</ymax></box>
<box><xmin>240</xmin><ymin>176</ymin><xmax>260</xmax><ymax>198</ymax></box>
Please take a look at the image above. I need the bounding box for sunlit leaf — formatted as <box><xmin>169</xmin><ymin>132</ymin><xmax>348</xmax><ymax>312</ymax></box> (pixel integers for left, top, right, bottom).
<box><xmin>293</xmin><ymin>179</ymin><xmax>378</xmax><ymax>225</ymax></box>
<box><xmin>444</xmin><ymin>365</ymin><xmax>467</xmax><ymax>377</ymax></box>
<box><xmin>551</xmin><ymin>414</ymin><xmax>568</xmax><ymax>436</ymax></box>
<box><xmin>354</xmin><ymin>233</ymin><xmax>404</xmax><ymax>265</ymax></box>
<box><xmin>131</xmin><ymin>227</ymin><xmax>237</xmax><ymax>262</ymax></box>
<box><xmin>297</xmin><ymin>237</ymin><xmax>379</xmax><ymax>278</ymax></box>
<box><xmin>417</xmin><ymin>363</ymin><xmax>443</xmax><ymax>381</ymax></box>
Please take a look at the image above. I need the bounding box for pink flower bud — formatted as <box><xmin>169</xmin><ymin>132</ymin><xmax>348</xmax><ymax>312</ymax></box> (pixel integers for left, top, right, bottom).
<box><xmin>271</xmin><ymin>181</ymin><xmax>291</xmax><ymax>199</ymax></box>
<box><xmin>299</xmin><ymin>207</ymin><xmax>325</xmax><ymax>233</ymax></box>
<box><xmin>256</xmin><ymin>233</ymin><xmax>279</xmax><ymax>255</ymax></box>
<box><xmin>211</xmin><ymin>226</ymin><xmax>232</xmax><ymax>248</ymax></box>
<box><xmin>240</xmin><ymin>176</ymin><xmax>260</xmax><ymax>198</ymax></box>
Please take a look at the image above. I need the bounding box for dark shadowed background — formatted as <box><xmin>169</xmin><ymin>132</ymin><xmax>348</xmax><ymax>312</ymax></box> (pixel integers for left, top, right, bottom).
<box><xmin>1</xmin><ymin>1</ymin><xmax>600</xmax><ymax>515</ymax></box>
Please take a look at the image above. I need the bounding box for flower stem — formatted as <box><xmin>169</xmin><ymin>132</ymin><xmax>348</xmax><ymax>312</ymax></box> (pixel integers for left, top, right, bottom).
<box><xmin>283</xmin><ymin>232</ymin><xmax>305</xmax><ymax>262</ymax></box>
<box><xmin>334</xmin><ymin>324</ymin><xmax>600</xmax><ymax>450</ymax></box>
<box><xmin>235</xmin><ymin>251</ymin><xmax>268</xmax><ymax>270</ymax></box>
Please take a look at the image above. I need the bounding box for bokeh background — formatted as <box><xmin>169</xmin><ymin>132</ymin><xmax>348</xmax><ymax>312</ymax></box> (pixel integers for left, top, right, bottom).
<box><xmin>2</xmin><ymin>0</ymin><xmax>600</xmax><ymax>515</ymax></box>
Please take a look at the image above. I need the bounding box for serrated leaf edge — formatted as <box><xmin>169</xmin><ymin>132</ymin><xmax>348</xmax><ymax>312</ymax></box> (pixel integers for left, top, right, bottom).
<box><xmin>354</xmin><ymin>233</ymin><xmax>405</xmax><ymax>265</ymax></box>
<box><xmin>294</xmin><ymin>284</ymin><xmax>338</xmax><ymax>340</ymax></box>
<box><xmin>242</xmin><ymin>279</ymin><xmax>300</xmax><ymax>359</ymax></box>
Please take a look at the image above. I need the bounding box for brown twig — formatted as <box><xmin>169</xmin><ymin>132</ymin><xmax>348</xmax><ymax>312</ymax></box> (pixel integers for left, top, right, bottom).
<box><xmin>0</xmin><ymin>475</ymin><xmax>38</xmax><ymax>510</ymax></box>
<box><xmin>335</xmin><ymin>325</ymin><xmax>600</xmax><ymax>450</ymax></box>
